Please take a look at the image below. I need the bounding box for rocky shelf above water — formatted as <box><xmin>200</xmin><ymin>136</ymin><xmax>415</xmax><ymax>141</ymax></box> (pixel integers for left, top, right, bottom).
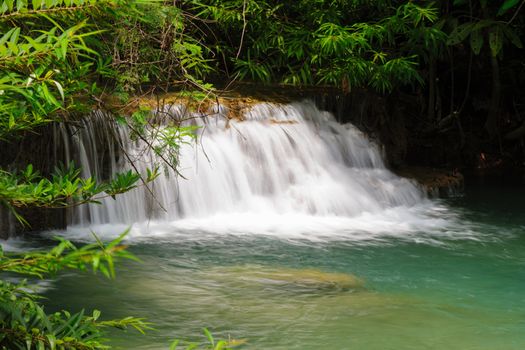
<box><xmin>395</xmin><ymin>166</ymin><xmax>464</xmax><ymax>198</ymax></box>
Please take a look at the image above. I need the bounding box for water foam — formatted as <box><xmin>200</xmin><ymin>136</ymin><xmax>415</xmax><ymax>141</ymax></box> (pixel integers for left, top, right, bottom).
<box><xmin>48</xmin><ymin>101</ymin><xmax>475</xmax><ymax>245</ymax></box>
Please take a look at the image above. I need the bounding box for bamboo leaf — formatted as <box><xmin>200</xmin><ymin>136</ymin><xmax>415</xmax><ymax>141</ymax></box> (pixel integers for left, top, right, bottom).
<box><xmin>6</xmin><ymin>0</ymin><xmax>15</xmax><ymax>12</ymax></box>
<box><xmin>0</xmin><ymin>28</ymin><xmax>15</xmax><ymax>46</ymax></box>
<box><xmin>0</xmin><ymin>1</ymin><xmax>8</xmax><ymax>13</ymax></box>
<box><xmin>41</xmin><ymin>82</ymin><xmax>61</xmax><ymax>108</ymax></box>
<box><xmin>16</xmin><ymin>0</ymin><xmax>28</xmax><ymax>10</ymax></box>
<box><xmin>204</xmin><ymin>328</ymin><xmax>214</xmax><ymax>347</ymax></box>
<box><xmin>31</xmin><ymin>0</ymin><xmax>41</xmax><ymax>10</ymax></box>
<box><xmin>52</xmin><ymin>80</ymin><xmax>65</xmax><ymax>100</ymax></box>
<box><xmin>10</xmin><ymin>27</ymin><xmax>20</xmax><ymax>45</ymax></box>
<box><xmin>169</xmin><ymin>340</ymin><xmax>180</xmax><ymax>350</ymax></box>
<box><xmin>60</xmin><ymin>36</ymin><xmax>68</xmax><ymax>58</ymax></box>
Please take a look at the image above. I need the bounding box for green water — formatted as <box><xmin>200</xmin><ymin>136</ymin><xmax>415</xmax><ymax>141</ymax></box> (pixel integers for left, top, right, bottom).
<box><xmin>40</xmin><ymin>185</ymin><xmax>525</xmax><ymax>349</ymax></box>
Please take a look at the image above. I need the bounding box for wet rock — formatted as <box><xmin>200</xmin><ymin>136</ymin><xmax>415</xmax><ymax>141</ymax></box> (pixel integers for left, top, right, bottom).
<box><xmin>395</xmin><ymin>166</ymin><xmax>464</xmax><ymax>197</ymax></box>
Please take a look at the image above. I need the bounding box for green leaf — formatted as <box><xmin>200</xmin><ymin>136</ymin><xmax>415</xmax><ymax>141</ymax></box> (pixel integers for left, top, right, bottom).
<box><xmin>472</xmin><ymin>19</ymin><xmax>494</xmax><ymax>32</ymax></box>
<box><xmin>6</xmin><ymin>0</ymin><xmax>15</xmax><ymax>12</ymax></box>
<box><xmin>489</xmin><ymin>28</ymin><xmax>503</xmax><ymax>57</ymax></box>
<box><xmin>447</xmin><ymin>23</ymin><xmax>474</xmax><ymax>46</ymax></box>
<box><xmin>60</xmin><ymin>36</ymin><xmax>68</xmax><ymax>59</ymax></box>
<box><xmin>16</xmin><ymin>0</ymin><xmax>28</xmax><ymax>11</ymax></box>
<box><xmin>204</xmin><ymin>328</ymin><xmax>214</xmax><ymax>347</ymax></box>
<box><xmin>41</xmin><ymin>83</ymin><xmax>61</xmax><ymax>108</ymax></box>
<box><xmin>146</xmin><ymin>167</ymin><xmax>159</xmax><ymax>182</ymax></box>
<box><xmin>99</xmin><ymin>263</ymin><xmax>110</xmax><ymax>278</ymax></box>
<box><xmin>10</xmin><ymin>27</ymin><xmax>21</xmax><ymax>45</ymax></box>
<box><xmin>105</xmin><ymin>229</ymin><xmax>129</xmax><ymax>250</ymax></box>
<box><xmin>0</xmin><ymin>28</ymin><xmax>16</xmax><ymax>46</ymax></box>
<box><xmin>31</xmin><ymin>0</ymin><xmax>41</xmax><ymax>10</ymax></box>
<box><xmin>470</xmin><ymin>29</ymin><xmax>483</xmax><ymax>55</ymax></box>
<box><xmin>498</xmin><ymin>0</ymin><xmax>520</xmax><ymax>16</ymax></box>
<box><xmin>215</xmin><ymin>340</ymin><xmax>230</xmax><ymax>350</ymax></box>
<box><xmin>0</xmin><ymin>1</ymin><xmax>8</xmax><ymax>13</ymax></box>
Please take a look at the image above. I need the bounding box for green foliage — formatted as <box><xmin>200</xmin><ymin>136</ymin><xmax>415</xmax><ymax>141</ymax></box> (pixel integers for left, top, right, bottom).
<box><xmin>188</xmin><ymin>0</ymin><xmax>445</xmax><ymax>92</ymax></box>
<box><xmin>0</xmin><ymin>0</ymin><xmax>188</xmax><ymax>228</ymax></box>
<box><xmin>124</xmin><ymin>104</ymin><xmax>198</xmax><ymax>175</ymax></box>
<box><xmin>152</xmin><ymin>125</ymin><xmax>199</xmax><ymax>168</ymax></box>
<box><xmin>98</xmin><ymin>0</ymin><xmax>213</xmax><ymax>92</ymax></box>
<box><xmin>0</xmin><ymin>232</ymin><xmax>150</xmax><ymax>350</ymax></box>
<box><xmin>0</xmin><ymin>20</ymin><xmax>102</xmax><ymax>139</ymax></box>
<box><xmin>447</xmin><ymin>19</ymin><xmax>522</xmax><ymax>57</ymax></box>
<box><xmin>0</xmin><ymin>162</ymin><xmax>156</xmax><ymax>226</ymax></box>
<box><xmin>0</xmin><ymin>0</ymin><xmax>110</xmax><ymax>15</ymax></box>
<box><xmin>446</xmin><ymin>0</ymin><xmax>523</xmax><ymax>57</ymax></box>
<box><xmin>0</xmin><ymin>0</ymin><xmax>202</xmax><ymax>222</ymax></box>
<box><xmin>0</xmin><ymin>230</ymin><xmax>136</xmax><ymax>278</ymax></box>
<box><xmin>1</xmin><ymin>0</ymin><xmax>521</xmax><ymax>96</ymax></box>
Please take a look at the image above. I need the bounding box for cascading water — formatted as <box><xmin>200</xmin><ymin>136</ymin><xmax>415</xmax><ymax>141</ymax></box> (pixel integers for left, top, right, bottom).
<box><xmin>57</xmin><ymin>101</ymin><xmax>464</xmax><ymax>243</ymax></box>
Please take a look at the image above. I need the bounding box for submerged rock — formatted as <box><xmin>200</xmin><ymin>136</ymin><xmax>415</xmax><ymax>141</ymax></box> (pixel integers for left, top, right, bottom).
<box><xmin>213</xmin><ymin>265</ymin><xmax>365</xmax><ymax>292</ymax></box>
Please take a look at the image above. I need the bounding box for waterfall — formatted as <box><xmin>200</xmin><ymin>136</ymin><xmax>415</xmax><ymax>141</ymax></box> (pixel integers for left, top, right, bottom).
<box><xmin>56</xmin><ymin>101</ymin><xmax>461</xmax><ymax>242</ymax></box>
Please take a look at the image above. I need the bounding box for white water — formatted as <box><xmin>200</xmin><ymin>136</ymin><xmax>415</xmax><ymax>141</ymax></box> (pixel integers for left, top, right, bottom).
<box><xmin>55</xmin><ymin>101</ymin><xmax>470</xmax><ymax>244</ymax></box>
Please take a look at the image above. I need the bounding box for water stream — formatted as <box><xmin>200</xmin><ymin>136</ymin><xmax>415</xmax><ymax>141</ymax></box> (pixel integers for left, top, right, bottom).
<box><xmin>4</xmin><ymin>101</ymin><xmax>525</xmax><ymax>349</ymax></box>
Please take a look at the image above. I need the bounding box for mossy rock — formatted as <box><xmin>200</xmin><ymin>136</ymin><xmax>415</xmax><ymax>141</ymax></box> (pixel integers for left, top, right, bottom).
<box><xmin>214</xmin><ymin>265</ymin><xmax>365</xmax><ymax>292</ymax></box>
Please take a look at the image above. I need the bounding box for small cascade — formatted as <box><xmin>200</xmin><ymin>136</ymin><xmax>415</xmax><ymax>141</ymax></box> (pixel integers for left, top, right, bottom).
<box><xmin>57</xmin><ymin>100</ymin><xmax>430</xmax><ymax>234</ymax></box>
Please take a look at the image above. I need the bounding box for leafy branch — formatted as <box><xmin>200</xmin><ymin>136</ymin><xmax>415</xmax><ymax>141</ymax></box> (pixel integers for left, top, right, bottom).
<box><xmin>0</xmin><ymin>231</ymin><xmax>151</xmax><ymax>350</ymax></box>
<box><xmin>0</xmin><ymin>162</ymin><xmax>159</xmax><ymax>226</ymax></box>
